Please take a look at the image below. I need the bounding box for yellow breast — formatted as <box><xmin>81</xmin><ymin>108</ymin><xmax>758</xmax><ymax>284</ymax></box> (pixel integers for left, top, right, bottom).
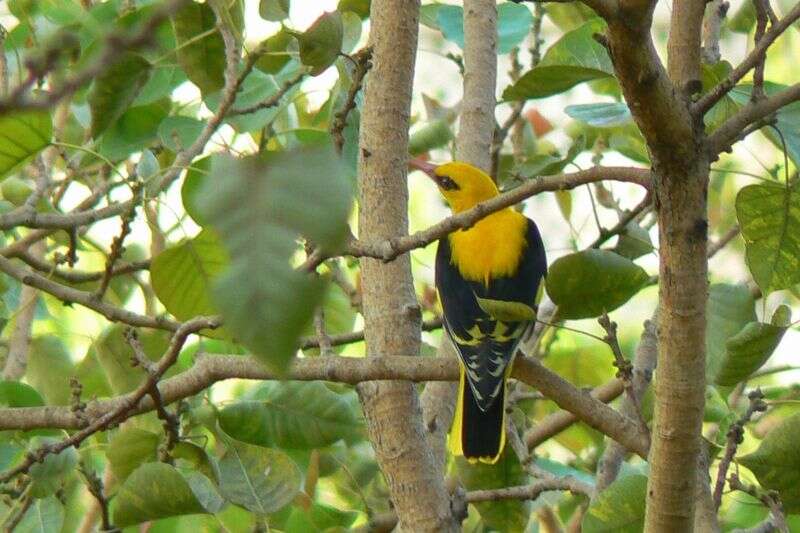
<box><xmin>449</xmin><ymin>209</ymin><xmax>528</xmax><ymax>286</ymax></box>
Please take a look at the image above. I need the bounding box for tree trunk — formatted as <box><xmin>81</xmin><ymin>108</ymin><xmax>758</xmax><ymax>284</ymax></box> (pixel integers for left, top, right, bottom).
<box><xmin>355</xmin><ymin>1</ymin><xmax>457</xmax><ymax>530</ymax></box>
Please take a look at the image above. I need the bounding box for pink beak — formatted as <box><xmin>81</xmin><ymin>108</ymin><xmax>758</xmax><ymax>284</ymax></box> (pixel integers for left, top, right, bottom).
<box><xmin>408</xmin><ymin>158</ymin><xmax>439</xmax><ymax>182</ymax></box>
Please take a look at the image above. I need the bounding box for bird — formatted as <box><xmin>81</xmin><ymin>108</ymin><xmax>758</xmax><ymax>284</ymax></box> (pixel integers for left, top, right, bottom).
<box><xmin>410</xmin><ymin>158</ymin><xmax>547</xmax><ymax>464</ymax></box>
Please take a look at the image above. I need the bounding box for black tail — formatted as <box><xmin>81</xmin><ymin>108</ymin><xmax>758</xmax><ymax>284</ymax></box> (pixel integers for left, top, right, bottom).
<box><xmin>460</xmin><ymin>379</ymin><xmax>506</xmax><ymax>463</ymax></box>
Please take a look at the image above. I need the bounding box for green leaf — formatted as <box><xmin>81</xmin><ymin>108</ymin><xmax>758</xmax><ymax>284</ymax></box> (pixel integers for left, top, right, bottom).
<box><xmin>218</xmin><ymin>440</ymin><xmax>301</xmax><ymax>514</ymax></box>
<box><xmin>583</xmin><ymin>473</ymin><xmax>647</xmax><ymax>532</ymax></box>
<box><xmin>0</xmin><ymin>111</ymin><xmax>52</xmax><ymax>179</ymax></box>
<box><xmin>106</xmin><ymin>428</ymin><xmax>160</xmax><ymax>483</ymax></box>
<box><xmin>434</xmin><ymin>3</ymin><xmax>533</xmax><ymax>55</ymax></box>
<box><xmin>26</xmin><ymin>336</ymin><xmax>74</xmax><ymax>406</ymax></box>
<box><xmin>736</xmin><ymin>182</ymin><xmax>800</xmax><ymax>295</ymax></box>
<box><xmin>0</xmin><ymin>381</ymin><xmax>44</xmax><ymax>407</ymax></box>
<box><xmin>503</xmin><ymin>19</ymin><xmax>614</xmax><ymax>100</ymax></box>
<box><xmin>292</xmin><ymin>11</ymin><xmax>343</xmax><ymax>75</ymax></box>
<box><xmin>715</xmin><ymin>306</ymin><xmax>789</xmax><ymax>386</ymax></box>
<box><xmin>218</xmin><ymin>382</ymin><xmax>363</xmax><ymax>449</ymax></box>
<box><xmin>16</xmin><ymin>496</ymin><xmax>64</xmax><ymax>533</ymax></box>
<box><xmin>96</xmin><ymin>99</ymin><xmax>170</xmax><ymax>161</ymax></box>
<box><xmin>285</xmin><ymin>502</ymin><xmax>358</xmax><ymax>530</ymax></box>
<box><xmin>135</xmin><ymin>65</ymin><xmax>188</xmax><ymax>106</ymax></box>
<box><xmin>408</xmin><ymin>120</ymin><xmax>453</xmax><ymax>156</ymax></box>
<box><xmin>88</xmin><ymin>325</ymin><xmax>172</xmax><ymax>395</ymax></box>
<box><xmin>197</xmin><ymin>145</ymin><xmax>353</xmax><ymax>373</ymax></box>
<box><xmin>182</xmin><ymin>156</ymin><xmax>211</xmax><ymax>226</ymax></box>
<box><xmin>28</xmin><ymin>438</ymin><xmax>78</xmax><ymax>498</ymax></box>
<box><xmin>172</xmin><ymin>1</ymin><xmax>226</xmax><ymax>95</ymax></box>
<box><xmin>516</xmin><ymin>135</ymin><xmax>586</xmax><ymax>177</ymax></box>
<box><xmin>151</xmin><ymin>229</ymin><xmax>228</xmax><ymax>322</ymax></box>
<box><xmin>158</xmin><ymin>116</ymin><xmax>205</xmax><ymax>152</ymax></box>
<box><xmin>705</xmin><ymin>283</ymin><xmax>757</xmax><ymax>383</ymax></box>
<box><xmin>88</xmin><ymin>52</ymin><xmax>151</xmax><ymax>138</ymax></box>
<box><xmin>454</xmin><ymin>449</ymin><xmax>530</xmax><ymax>531</ymax></box>
<box><xmin>740</xmin><ymin>412</ymin><xmax>800</xmax><ymax>513</ymax></box>
<box><xmin>255</xmin><ymin>29</ymin><xmax>294</xmax><ymax>74</ymax></box>
<box><xmin>545</xmin><ymin>249</ymin><xmax>649</xmax><ymax>319</ymax></box>
<box><xmin>338</xmin><ymin>0</ymin><xmax>370</xmax><ymax>19</ymax></box>
<box><xmin>565</xmin><ymin>102</ymin><xmax>631</xmax><ymax>128</ymax></box>
<box><xmin>728</xmin><ymin>83</ymin><xmax>800</xmax><ymax>168</ymax></box>
<box><xmin>113</xmin><ymin>462</ymin><xmax>218</xmax><ymax>527</ymax></box>
<box><xmin>341</xmin><ymin>11</ymin><xmax>362</xmax><ymax>53</ymax></box>
<box><xmin>136</xmin><ymin>149</ymin><xmax>160</xmax><ymax>182</ymax></box>
<box><xmin>612</xmin><ymin>222</ymin><xmax>653</xmax><ymax>260</ymax></box>
<box><xmin>259</xmin><ymin>0</ymin><xmax>290</xmax><ymax>20</ymax></box>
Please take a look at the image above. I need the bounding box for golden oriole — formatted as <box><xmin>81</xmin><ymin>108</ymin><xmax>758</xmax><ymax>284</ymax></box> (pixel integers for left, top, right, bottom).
<box><xmin>411</xmin><ymin>159</ymin><xmax>547</xmax><ymax>463</ymax></box>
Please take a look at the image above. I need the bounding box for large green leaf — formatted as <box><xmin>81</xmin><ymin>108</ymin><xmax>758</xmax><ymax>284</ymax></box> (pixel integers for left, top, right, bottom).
<box><xmin>736</xmin><ymin>182</ymin><xmax>800</xmax><ymax>295</ymax></box>
<box><xmin>583</xmin><ymin>473</ymin><xmax>647</xmax><ymax>532</ymax></box>
<box><xmin>96</xmin><ymin>99</ymin><xmax>170</xmax><ymax>161</ymax></box>
<box><xmin>88</xmin><ymin>52</ymin><xmax>151</xmax><ymax>138</ymax></box>
<box><xmin>218</xmin><ymin>381</ymin><xmax>363</xmax><ymax>449</ymax></box>
<box><xmin>503</xmin><ymin>19</ymin><xmax>614</xmax><ymax>100</ymax></box>
<box><xmin>26</xmin><ymin>336</ymin><xmax>74</xmax><ymax>406</ymax></box>
<box><xmin>218</xmin><ymin>440</ymin><xmax>301</xmax><ymax>514</ymax></box>
<box><xmin>0</xmin><ymin>111</ymin><xmax>52</xmax><ymax>179</ymax></box>
<box><xmin>16</xmin><ymin>496</ymin><xmax>64</xmax><ymax>533</ymax></box>
<box><xmin>545</xmin><ymin>249</ymin><xmax>649</xmax><ymax>319</ymax></box>
<box><xmin>197</xmin><ymin>145</ymin><xmax>353</xmax><ymax>373</ymax></box>
<box><xmin>284</xmin><ymin>502</ymin><xmax>358</xmax><ymax>531</ymax></box>
<box><xmin>113</xmin><ymin>462</ymin><xmax>218</xmax><ymax>527</ymax></box>
<box><xmin>435</xmin><ymin>3</ymin><xmax>533</xmax><ymax>54</ymax></box>
<box><xmin>88</xmin><ymin>325</ymin><xmax>172</xmax><ymax>395</ymax></box>
<box><xmin>705</xmin><ymin>283</ymin><xmax>757</xmax><ymax>383</ymax></box>
<box><xmin>254</xmin><ymin>29</ymin><xmax>294</xmax><ymax>74</ymax></box>
<box><xmin>454</xmin><ymin>449</ymin><xmax>530</xmax><ymax>531</ymax></box>
<box><xmin>106</xmin><ymin>427</ymin><xmax>160</xmax><ymax>483</ymax></box>
<box><xmin>28</xmin><ymin>438</ymin><xmax>78</xmax><ymax>498</ymax></box>
<box><xmin>740</xmin><ymin>412</ymin><xmax>800</xmax><ymax>513</ymax></box>
<box><xmin>158</xmin><ymin>115</ymin><xmax>205</xmax><ymax>152</ymax></box>
<box><xmin>171</xmin><ymin>2</ymin><xmax>226</xmax><ymax>95</ymax></box>
<box><xmin>408</xmin><ymin>119</ymin><xmax>453</xmax><ymax>156</ymax></box>
<box><xmin>291</xmin><ymin>11</ymin><xmax>342</xmax><ymax>75</ymax></box>
<box><xmin>151</xmin><ymin>229</ymin><xmax>228</xmax><ymax>322</ymax></box>
<box><xmin>0</xmin><ymin>381</ymin><xmax>44</xmax><ymax>407</ymax></box>
<box><xmin>715</xmin><ymin>305</ymin><xmax>789</xmax><ymax>386</ymax></box>
<box><xmin>181</xmin><ymin>156</ymin><xmax>211</xmax><ymax>226</ymax></box>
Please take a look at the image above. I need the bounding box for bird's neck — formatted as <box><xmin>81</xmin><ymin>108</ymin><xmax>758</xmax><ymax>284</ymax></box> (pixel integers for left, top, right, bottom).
<box><xmin>448</xmin><ymin>208</ymin><xmax>528</xmax><ymax>286</ymax></box>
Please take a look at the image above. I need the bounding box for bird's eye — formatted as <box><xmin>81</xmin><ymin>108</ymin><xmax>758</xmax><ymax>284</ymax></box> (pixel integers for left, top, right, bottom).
<box><xmin>438</xmin><ymin>175</ymin><xmax>460</xmax><ymax>190</ymax></box>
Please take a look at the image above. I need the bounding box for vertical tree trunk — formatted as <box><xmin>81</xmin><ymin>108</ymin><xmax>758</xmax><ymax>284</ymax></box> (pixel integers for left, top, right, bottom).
<box><xmin>643</xmin><ymin>0</ymin><xmax>710</xmax><ymax>528</ymax></box>
<box><xmin>356</xmin><ymin>1</ymin><xmax>457</xmax><ymax>530</ymax></box>
<box><xmin>421</xmin><ymin>0</ymin><xmax>499</xmax><ymax>474</ymax></box>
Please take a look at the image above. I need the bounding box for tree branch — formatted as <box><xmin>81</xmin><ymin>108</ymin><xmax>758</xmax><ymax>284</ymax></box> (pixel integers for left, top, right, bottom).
<box><xmin>465</xmin><ymin>476</ymin><xmax>593</xmax><ymax>503</ymax></box>
<box><xmin>347</xmin><ymin>166</ymin><xmax>651</xmax><ymax>262</ymax></box>
<box><xmin>694</xmin><ymin>1</ymin><xmax>800</xmax><ymax>115</ymax></box>
<box><xmin>707</xmin><ymin>82</ymin><xmax>800</xmax><ymax>156</ymax></box>
<box><xmin>0</xmin><ymin>354</ymin><xmax>649</xmax><ymax>458</ymax></box>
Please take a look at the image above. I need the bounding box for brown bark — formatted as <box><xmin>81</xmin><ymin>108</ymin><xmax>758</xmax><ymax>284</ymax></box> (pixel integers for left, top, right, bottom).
<box><xmin>355</xmin><ymin>1</ymin><xmax>457</xmax><ymax>530</ymax></box>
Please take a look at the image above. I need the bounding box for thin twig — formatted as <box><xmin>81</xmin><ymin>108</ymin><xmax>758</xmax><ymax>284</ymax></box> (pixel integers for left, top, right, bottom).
<box><xmin>78</xmin><ymin>462</ymin><xmax>116</xmax><ymax>533</ymax></box>
<box><xmin>713</xmin><ymin>389</ymin><xmax>768</xmax><ymax>509</ymax></box>
<box><xmin>229</xmin><ymin>70</ymin><xmax>306</xmax><ymax>116</ymax></box>
<box><xmin>330</xmin><ymin>48</ymin><xmax>373</xmax><ymax>154</ymax></box>
<box><xmin>465</xmin><ymin>477</ymin><xmax>593</xmax><ymax>503</ymax></box>
<box><xmin>728</xmin><ymin>473</ymin><xmax>789</xmax><ymax>533</ymax></box>
<box><xmin>95</xmin><ymin>189</ymin><xmax>139</xmax><ymax>300</ymax></box>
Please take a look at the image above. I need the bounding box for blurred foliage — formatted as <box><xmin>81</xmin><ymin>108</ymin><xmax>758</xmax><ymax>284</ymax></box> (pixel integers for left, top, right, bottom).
<box><xmin>0</xmin><ymin>0</ymin><xmax>795</xmax><ymax>531</ymax></box>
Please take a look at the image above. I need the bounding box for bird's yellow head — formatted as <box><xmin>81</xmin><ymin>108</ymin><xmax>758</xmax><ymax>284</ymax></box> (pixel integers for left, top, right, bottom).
<box><xmin>410</xmin><ymin>160</ymin><xmax>499</xmax><ymax>213</ymax></box>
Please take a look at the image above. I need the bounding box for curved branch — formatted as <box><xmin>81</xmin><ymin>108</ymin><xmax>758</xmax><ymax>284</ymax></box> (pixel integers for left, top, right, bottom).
<box><xmin>347</xmin><ymin>166</ymin><xmax>651</xmax><ymax>261</ymax></box>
